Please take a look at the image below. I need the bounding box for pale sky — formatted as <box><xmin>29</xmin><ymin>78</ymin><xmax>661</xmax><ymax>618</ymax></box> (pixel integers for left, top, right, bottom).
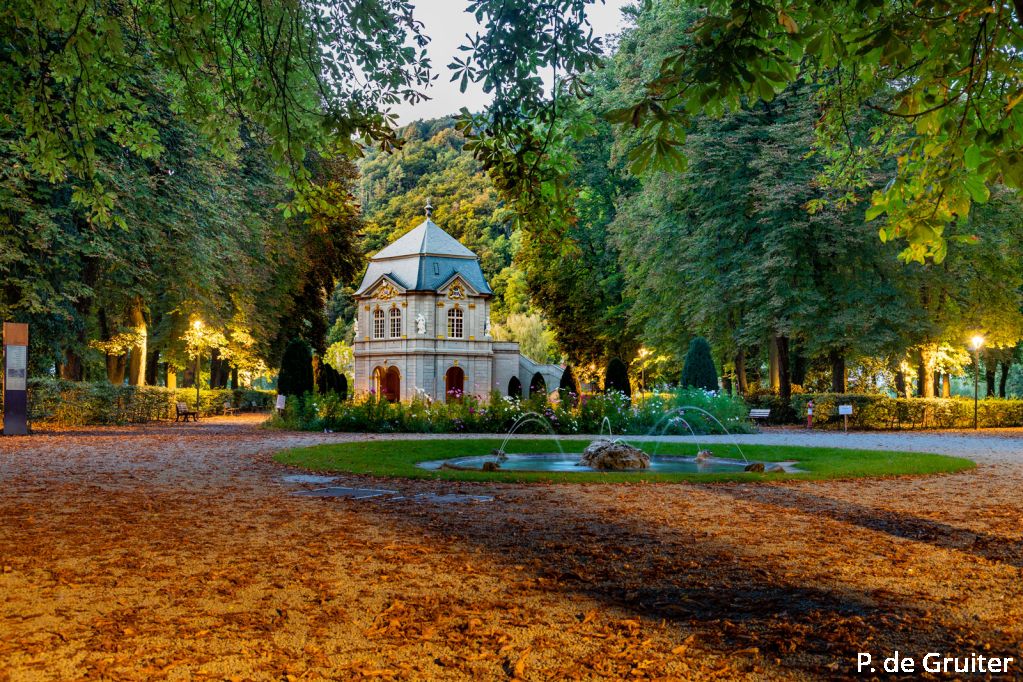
<box><xmin>391</xmin><ymin>0</ymin><xmax>634</xmax><ymax>123</ymax></box>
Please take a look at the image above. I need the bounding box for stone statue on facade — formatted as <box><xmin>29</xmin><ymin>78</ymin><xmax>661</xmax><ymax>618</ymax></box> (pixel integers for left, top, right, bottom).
<box><xmin>416</xmin><ymin>313</ymin><xmax>426</xmax><ymax>335</ymax></box>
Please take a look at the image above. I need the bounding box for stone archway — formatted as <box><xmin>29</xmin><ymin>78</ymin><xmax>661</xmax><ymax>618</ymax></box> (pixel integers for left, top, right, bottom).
<box><xmin>375</xmin><ymin>366</ymin><xmax>400</xmax><ymax>402</ymax></box>
<box><xmin>529</xmin><ymin>372</ymin><xmax>547</xmax><ymax>398</ymax></box>
<box><xmin>445</xmin><ymin>366</ymin><xmax>465</xmax><ymax>401</ymax></box>
<box><xmin>384</xmin><ymin>366</ymin><xmax>401</xmax><ymax>402</ymax></box>
<box><xmin>507</xmin><ymin>376</ymin><xmax>522</xmax><ymax>399</ymax></box>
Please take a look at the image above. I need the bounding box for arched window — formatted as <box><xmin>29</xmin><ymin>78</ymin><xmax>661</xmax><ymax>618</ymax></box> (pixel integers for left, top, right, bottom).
<box><xmin>389</xmin><ymin>307</ymin><xmax>402</xmax><ymax>338</ymax></box>
<box><xmin>447</xmin><ymin>307</ymin><xmax>463</xmax><ymax>338</ymax></box>
<box><xmin>372</xmin><ymin>309</ymin><xmax>385</xmax><ymax>339</ymax></box>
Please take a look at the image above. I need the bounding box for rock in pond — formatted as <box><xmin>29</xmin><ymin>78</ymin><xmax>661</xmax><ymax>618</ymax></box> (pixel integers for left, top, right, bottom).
<box><xmin>579</xmin><ymin>439</ymin><xmax>651</xmax><ymax>470</ymax></box>
<box><xmin>744</xmin><ymin>462</ymin><xmax>766</xmax><ymax>473</ymax></box>
<box><xmin>766</xmin><ymin>465</ymin><xmax>786</xmax><ymax>473</ymax></box>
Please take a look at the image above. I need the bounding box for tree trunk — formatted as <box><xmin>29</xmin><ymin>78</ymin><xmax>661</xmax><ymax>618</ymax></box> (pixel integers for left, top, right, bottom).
<box><xmin>985</xmin><ymin>361</ymin><xmax>997</xmax><ymax>397</ymax></box>
<box><xmin>231</xmin><ymin>366</ymin><xmax>239</xmax><ymax>390</ymax></box>
<box><xmin>60</xmin><ymin>349</ymin><xmax>84</xmax><ymax>381</ymax></box>
<box><xmin>126</xmin><ymin>296</ymin><xmax>147</xmax><ymax>386</ymax></box>
<box><xmin>942</xmin><ymin>373</ymin><xmax>951</xmax><ymax>398</ymax></box>
<box><xmin>166</xmin><ymin>366</ymin><xmax>177</xmax><ymax>390</ymax></box>
<box><xmin>790</xmin><ymin>344</ymin><xmax>807</xmax><ymax>387</ymax></box>
<box><xmin>98</xmin><ymin>308</ymin><xmax>127</xmax><ymax>384</ymax></box>
<box><xmin>776</xmin><ymin>335</ymin><xmax>791</xmax><ymax>401</ymax></box>
<box><xmin>722</xmin><ymin>376</ymin><xmax>733</xmax><ymax>395</ymax></box>
<box><xmin>999</xmin><ymin>361</ymin><xmax>1010</xmax><ymax>398</ymax></box>
<box><xmin>768</xmin><ymin>337</ymin><xmax>780</xmax><ymax>393</ymax></box>
<box><xmin>918</xmin><ymin>345</ymin><xmax>937</xmax><ymax>399</ymax></box>
<box><xmin>106</xmin><ymin>355</ymin><xmax>126</xmax><ymax>385</ymax></box>
<box><xmin>210</xmin><ymin>348</ymin><xmax>228</xmax><ymax>389</ymax></box>
<box><xmin>893</xmin><ymin>358</ymin><xmax>907</xmax><ymax>398</ymax></box>
<box><xmin>933</xmin><ymin>371</ymin><xmax>941</xmax><ymax>398</ymax></box>
<box><xmin>829</xmin><ymin>349</ymin><xmax>847</xmax><ymax>393</ymax></box>
<box><xmin>734</xmin><ymin>349</ymin><xmax>748</xmax><ymax>395</ymax></box>
<box><xmin>146</xmin><ymin>351</ymin><xmax>160</xmax><ymax>385</ymax></box>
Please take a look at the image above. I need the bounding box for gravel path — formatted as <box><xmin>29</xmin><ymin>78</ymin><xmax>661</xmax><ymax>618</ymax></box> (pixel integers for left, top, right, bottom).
<box><xmin>621</xmin><ymin>428</ymin><xmax>1023</xmax><ymax>464</ymax></box>
<box><xmin>1</xmin><ymin>417</ymin><xmax>1021</xmax><ymax>681</ymax></box>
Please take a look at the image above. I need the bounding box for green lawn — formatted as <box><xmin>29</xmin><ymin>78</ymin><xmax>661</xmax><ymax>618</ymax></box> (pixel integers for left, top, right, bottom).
<box><xmin>274</xmin><ymin>438</ymin><xmax>975</xmax><ymax>483</ymax></box>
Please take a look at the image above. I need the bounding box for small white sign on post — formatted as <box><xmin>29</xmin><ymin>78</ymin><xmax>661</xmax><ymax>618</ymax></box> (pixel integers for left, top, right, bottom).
<box><xmin>838</xmin><ymin>404</ymin><xmax>852</xmax><ymax>433</ymax></box>
<box><xmin>275</xmin><ymin>394</ymin><xmax>286</xmax><ymax>412</ymax></box>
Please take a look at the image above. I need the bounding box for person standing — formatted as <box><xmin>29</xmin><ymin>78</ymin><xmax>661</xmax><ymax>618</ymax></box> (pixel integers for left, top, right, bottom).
<box><xmin>806</xmin><ymin>399</ymin><xmax>815</xmax><ymax>429</ymax></box>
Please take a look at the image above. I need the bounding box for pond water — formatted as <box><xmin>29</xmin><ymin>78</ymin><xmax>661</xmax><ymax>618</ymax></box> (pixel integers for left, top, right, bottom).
<box><xmin>417</xmin><ymin>453</ymin><xmax>799</xmax><ymax>474</ymax></box>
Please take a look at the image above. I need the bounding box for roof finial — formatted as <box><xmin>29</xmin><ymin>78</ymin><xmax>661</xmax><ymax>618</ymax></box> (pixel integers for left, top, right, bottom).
<box><xmin>424</xmin><ymin>197</ymin><xmax>433</xmax><ymax>219</ymax></box>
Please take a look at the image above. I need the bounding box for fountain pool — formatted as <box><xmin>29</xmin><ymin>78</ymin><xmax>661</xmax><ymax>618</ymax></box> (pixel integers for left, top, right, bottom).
<box><xmin>417</xmin><ymin>452</ymin><xmax>801</xmax><ymax>474</ymax></box>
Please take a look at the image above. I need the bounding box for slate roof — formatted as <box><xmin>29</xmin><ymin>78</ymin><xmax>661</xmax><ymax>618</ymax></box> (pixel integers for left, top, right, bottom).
<box><xmin>355</xmin><ymin>218</ymin><xmax>493</xmax><ymax>296</ymax></box>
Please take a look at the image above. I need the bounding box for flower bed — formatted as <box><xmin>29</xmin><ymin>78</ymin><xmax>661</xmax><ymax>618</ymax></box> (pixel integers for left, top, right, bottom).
<box><xmin>268</xmin><ymin>388</ymin><xmax>755</xmax><ymax>435</ymax></box>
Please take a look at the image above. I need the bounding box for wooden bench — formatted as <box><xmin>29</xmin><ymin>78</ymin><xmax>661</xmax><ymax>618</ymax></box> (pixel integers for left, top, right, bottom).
<box><xmin>748</xmin><ymin>408</ymin><xmax>771</xmax><ymax>431</ymax></box>
<box><xmin>175</xmin><ymin>402</ymin><xmax>199</xmax><ymax>422</ymax></box>
<box><xmin>221</xmin><ymin>401</ymin><xmax>239</xmax><ymax>417</ymax></box>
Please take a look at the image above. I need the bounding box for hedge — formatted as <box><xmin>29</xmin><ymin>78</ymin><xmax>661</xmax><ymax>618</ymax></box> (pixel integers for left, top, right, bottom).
<box><xmin>16</xmin><ymin>378</ymin><xmax>275</xmax><ymax>426</ymax></box>
<box><xmin>751</xmin><ymin>392</ymin><xmax>1023</xmax><ymax>430</ymax></box>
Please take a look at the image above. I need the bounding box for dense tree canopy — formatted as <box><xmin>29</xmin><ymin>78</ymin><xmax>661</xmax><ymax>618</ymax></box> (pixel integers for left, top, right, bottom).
<box><xmin>457</xmin><ymin>0</ymin><xmax>1023</xmax><ymax>397</ymax></box>
<box><xmin>2</xmin><ymin>0</ymin><xmax>402</xmax><ymax>385</ymax></box>
<box><xmin>461</xmin><ymin>0</ymin><xmax>1023</xmax><ymax>263</ymax></box>
<box><xmin>8</xmin><ymin>0</ymin><xmax>1023</xmax><ymax>402</ymax></box>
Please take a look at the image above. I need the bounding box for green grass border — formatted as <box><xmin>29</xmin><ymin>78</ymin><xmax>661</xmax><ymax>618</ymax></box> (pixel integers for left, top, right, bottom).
<box><xmin>274</xmin><ymin>438</ymin><xmax>975</xmax><ymax>483</ymax></box>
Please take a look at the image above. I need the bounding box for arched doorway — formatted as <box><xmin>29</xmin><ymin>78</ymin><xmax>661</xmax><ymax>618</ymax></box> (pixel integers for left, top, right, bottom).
<box><xmin>374</xmin><ymin>366</ymin><xmax>400</xmax><ymax>402</ymax></box>
<box><xmin>445</xmin><ymin>366</ymin><xmax>465</xmax><ymax>401</ymax></box>
<box><xmin>383</xmin><ymin>366</ymin><xmax>401</xmax><ymax>402</ymax></box>
<box><xmin>507</xmin><ymin>376</ymin><xmax>522</xmax><ymax>399</ymax></box>
<box><xmin>529</xmin><ymin>372</ymin><xmax>547</xmax><ymax>398</ymax></box>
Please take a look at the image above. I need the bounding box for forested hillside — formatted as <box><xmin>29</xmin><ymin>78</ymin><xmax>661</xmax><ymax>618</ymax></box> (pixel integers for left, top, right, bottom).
<box><xmin>353</xmin><ymin>118</ymin><xmax>560</xmax><ymax>365</ymax></box>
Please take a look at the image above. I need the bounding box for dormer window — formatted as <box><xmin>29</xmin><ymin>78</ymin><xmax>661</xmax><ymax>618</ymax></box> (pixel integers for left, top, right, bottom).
<box><xmin>447</xmin><ymin>307</ymin><xmax>463</xmax><ymax>338</ymax></box>
<box><xmin>373</xmin><ymin>309</ymin><xmax>385</xmax><ymax>339</ymax></box>
<box><xmin>433</xmin><ymin>262</ymin><xmax>440</xmax><ymax>275</ymax></box>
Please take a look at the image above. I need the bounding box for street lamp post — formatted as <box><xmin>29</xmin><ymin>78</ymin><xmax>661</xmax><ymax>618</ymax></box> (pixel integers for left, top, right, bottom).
<box><xmin>971</xmin><ymin>335</ymin><xmax>984</xmax><ymax>430</ymax></box>
<box><xmin>193</xmin><ymin>320</ymin><xmax>203</xmax><ymax>414</ymax></box>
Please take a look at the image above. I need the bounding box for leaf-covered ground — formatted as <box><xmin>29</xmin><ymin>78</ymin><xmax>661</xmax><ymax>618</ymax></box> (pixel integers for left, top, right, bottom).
<box><xmin>1</xmin><ymin>416</ymin><xmax>1021</xmax><ymax>680</ymax></box>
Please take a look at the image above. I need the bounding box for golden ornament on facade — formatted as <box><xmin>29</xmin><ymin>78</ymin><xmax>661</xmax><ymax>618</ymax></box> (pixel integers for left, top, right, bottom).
<box><xmin>375</xmin><ymin>282</ymin><xmax>399</xmax><ymax>300</ymax></box>
<box><xmin>447</xmin><ymin>282</ymin><xmax>466</xmax><ymax>300</ymax></box>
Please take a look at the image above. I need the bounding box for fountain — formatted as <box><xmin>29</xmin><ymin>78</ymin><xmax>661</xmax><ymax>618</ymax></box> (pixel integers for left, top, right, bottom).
<box><xmin>496</xmin><ymin>412</ymin><xmax>565</xmax><ymax>457</ymax></box>
<box><xmin>577</xmin><ymin>438</ymin><xmax>650</xmax><ymax>470</ymax></box>
<box><xmin>646</xmin><ymin>406</ymin><xmax>749</xmax><ymax>464</ymax></box>
<box><xmin>415</xmin><ymin>406</ymin><xmax>799</xmax><ymax>474</ymax></box>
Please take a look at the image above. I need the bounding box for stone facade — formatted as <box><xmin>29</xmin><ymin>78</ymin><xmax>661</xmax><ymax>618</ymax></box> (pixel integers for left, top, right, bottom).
<box><xmin>353</xmin><ymin>210</ymin><xmax>563</xmax><ymax>402</ymax></box>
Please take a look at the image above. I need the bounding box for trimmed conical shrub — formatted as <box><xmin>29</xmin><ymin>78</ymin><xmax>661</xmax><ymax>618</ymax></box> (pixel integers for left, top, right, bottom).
<box><xmin>559</xmin><ymin>365</ymin><xmax>578</xmax><ymax>393</ymax></box>
<box><xmin>604</xmin><ymin>357</ymin><xmax>631</xmax><ymax>397</ymax></box>
<box><xmin>681</xmin><ymin>337</ymin><xmax>718</xmax><ymax>391</ymax></box>
<box><xmin>317</xmin><ymin>361</ymin><xmax>347</xmax><ymax>397</ymax></box>
<box><xmin>558</xmin><ymin>364</ymin><xmax>579</xmax><ymax>406</ymax></box>
<box><xmin>278</xmin><ymin>339</ymin><xmax>314</xmax><ymax>396</ymax></box>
